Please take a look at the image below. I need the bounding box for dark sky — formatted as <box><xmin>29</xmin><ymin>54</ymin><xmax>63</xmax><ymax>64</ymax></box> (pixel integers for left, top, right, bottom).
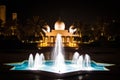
<box><xmin>0</xmin><ymin>0</ymin><xmax>120</xmax><ymax>24</ymax></box>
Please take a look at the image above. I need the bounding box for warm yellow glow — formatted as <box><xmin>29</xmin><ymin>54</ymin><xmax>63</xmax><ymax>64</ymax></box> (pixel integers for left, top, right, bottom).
<box><xmin>66</xmin><ymin>37</ymin><xmax>69</xmax><ymax>42</ymax></box>
<box><xmin>68</xmin><ymin>42</ymin><xmax>77</xmax><ymax>47</ymax></box>
<box><xmin>38</xmin><ymin>42</ymin><xmax>48</xmax><ymax>47</ymax></box>
<box><xmin>38</xmin><ymin>42</ymin><xmax>78</xmax><ymax>47</ymax></box>
<box><xmin>50</xmin><ymin>37</ymin><xmax>54</xmax><ymax>42</ymax></box>
<box><xmin>12</xmin><ymin>13</ymin><xmax>17</xmax><ymax>20</ymax></box>
<box><xmin>38</xmin><ymin>21</ymin><xmax>79</xmax><ymax>48</ymax></box>
<box><xmin>0</xmin><ymin>5</ymin><xmax>6</xmax><ymax>23</ymax></box>
<box><xmin>45</xmin><ymin>37</ymin><xmax>48</xmax><ymax>42</ymax></box>
<box><xmin>101</xmin><ymin>33</ymin><xmax>104</xmax><ymax>36</ymax></box>
<box><xmin>54</xmin><ymin>21</ymin><xmax>65</xmax><ymax>30</ymax></box>
<box><xmin>62</xmin><ymin>37</ymin><xmax>65</xmax><ymax>42</ymax></box>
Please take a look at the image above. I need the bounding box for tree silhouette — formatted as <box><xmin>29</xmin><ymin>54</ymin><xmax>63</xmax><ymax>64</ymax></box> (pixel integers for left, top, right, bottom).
<box><xmin>106</xmin><ymin>21</ymin><xmax>120</xmax><ymax>37</ymax></box>
<box><xmin>22</xmin><ymin>16</ymin><xmax>45</xmax><ymax>40</ymax></box>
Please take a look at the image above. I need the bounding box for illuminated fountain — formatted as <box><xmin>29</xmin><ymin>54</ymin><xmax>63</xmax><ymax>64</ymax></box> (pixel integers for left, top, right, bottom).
<box><xmin>5</xmin><ymin>34</ymin><xmax>114</xmax><ymax>76</ymax></box>
<box><xmin>28</xmin><ymin>53</ymin><xmax>45</xmax><ymax>70</ymax></box>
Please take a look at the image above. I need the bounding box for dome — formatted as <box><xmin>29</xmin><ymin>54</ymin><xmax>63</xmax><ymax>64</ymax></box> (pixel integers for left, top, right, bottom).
<box><xmin>54</xmin><ymin>21</ymin><xmax>65</xmax><ymax>30</ymax></box>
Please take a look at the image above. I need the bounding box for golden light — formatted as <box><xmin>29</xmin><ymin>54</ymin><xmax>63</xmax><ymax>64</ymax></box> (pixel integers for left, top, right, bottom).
<box><xmin>54</xmin><ymin>21</ymin><xmax>65</xmax><ymax>30</ymax></box>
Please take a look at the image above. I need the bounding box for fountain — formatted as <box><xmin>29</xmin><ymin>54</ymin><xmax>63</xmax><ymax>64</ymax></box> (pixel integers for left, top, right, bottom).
<box><xmin>29</xmin><ymin>53</ymin><xmax>45</xmax><ymax>70</ymax></box>
<box><xmin>28</xmin><ymin>54</ymin><xmax>34</xmax><ymax>68</ymax></box>
<box><xmin>5</xmin><ymin>34</ymin><xmax>114</xmax><ymax>77</ymax></box>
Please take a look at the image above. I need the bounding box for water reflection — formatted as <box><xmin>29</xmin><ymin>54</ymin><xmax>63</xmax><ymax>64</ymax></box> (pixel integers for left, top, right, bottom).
<box><xmin>27</xmin><ymin>73</ymin><xmax>118</xmax><ymax>80</ymax></box>
<box><xmin>32</xmin><ymin>74</ymin><xmax>88</xmax><ymax>80</ymax></box>
<box><xmin>78</xmin><ymin>76</ymin><xmax>83</xmax><ymax>80</ymax></box>
<box><xmin>1</xmin><ymin>72</ymin><xmax>118</xmax><ymax>80</ymax></box>
<box><xmin>54</xmin><ymin>79</ymin><xmax>64</xmax><ymax>80</ymax></box>
<box><xmin>35</xmin><ymin>75</ymin><xmax>40</xmax><ymax>80</ymax></box>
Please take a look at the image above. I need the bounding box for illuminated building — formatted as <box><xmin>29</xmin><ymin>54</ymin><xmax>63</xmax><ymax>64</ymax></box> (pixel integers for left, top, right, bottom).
<box><xmin>38</xmin><ymin>20</ymin><xmax>80</xmax><ymax>47</ymax></box>
<box><xmin>12</xmin><ymin>13</ymin><xmax>17</xmax><ymax>20</ymax></box>
<box><xmin>0</xmin><ymin>5</ymin><xmax>6</xmax><ymax>25</ymax></box>
<box><xmin>10</xmin><ymin>13</ymin><xmax>18</xmax><ymax>36</ymax></box>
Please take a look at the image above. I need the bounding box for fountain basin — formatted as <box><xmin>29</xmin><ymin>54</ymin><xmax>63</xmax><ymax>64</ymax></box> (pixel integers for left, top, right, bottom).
<box><xmin>5</xmin><ymin>60</ymin><xmax>113</xmax><ymax>74</ymax></box>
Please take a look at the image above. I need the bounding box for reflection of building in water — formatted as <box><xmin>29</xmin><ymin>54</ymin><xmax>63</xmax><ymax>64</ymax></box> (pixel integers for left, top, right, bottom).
<box><xmin>38</xmin><ymin>20</ymin><xmax>80</xmax><ymax>47</ymax></box>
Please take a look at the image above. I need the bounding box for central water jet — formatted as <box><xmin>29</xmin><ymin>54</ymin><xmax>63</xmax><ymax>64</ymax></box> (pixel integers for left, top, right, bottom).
<box><xmin>51</xmin><ymin>34</ymin><xmax>66</xmax><ymax>73</ymax></box>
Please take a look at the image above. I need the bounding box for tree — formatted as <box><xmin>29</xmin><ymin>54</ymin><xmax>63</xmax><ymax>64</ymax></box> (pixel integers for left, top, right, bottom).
<box><xmin>106</xmin><ymin>21</ymin><xmax>120</xmax><ymax>37</ymax></box>
<box><xmin>22</xmin><ymin>16</ymin><xmax>45</xmax><ymax>40</ymax></box>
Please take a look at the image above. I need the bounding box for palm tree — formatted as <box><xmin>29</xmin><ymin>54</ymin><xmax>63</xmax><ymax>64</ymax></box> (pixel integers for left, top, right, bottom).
<box><xmin>6</xmin><ymin>18</ymin><xmax>20</xmax><ymax>36</ymax></box>
<box><xmin>23</xmin><ymin>16</ymin><xmax>45</xmax><ymax>41</ymax></box>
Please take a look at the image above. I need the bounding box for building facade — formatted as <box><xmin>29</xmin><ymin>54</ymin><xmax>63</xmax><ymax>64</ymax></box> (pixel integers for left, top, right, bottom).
<box><xmin>38</xmin><ymin>20</ymin><xmax>80</xmax><ymax>48</ymax></box>
<box><xmin>0</xmin><ymin>5</ymin><xmax>6</xmax><ymax>24</ymax></box>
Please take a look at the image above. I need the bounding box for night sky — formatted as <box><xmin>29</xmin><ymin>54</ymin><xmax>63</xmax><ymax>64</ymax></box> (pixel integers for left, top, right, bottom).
<box><xmin>0</xmin><ymin>0</ymin><xmax>120</xmax><ymax>24</ymax></box>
